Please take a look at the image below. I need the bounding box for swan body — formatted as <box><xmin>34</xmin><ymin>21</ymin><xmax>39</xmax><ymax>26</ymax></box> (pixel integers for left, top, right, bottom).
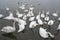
<box><xmin>48</xmin><ymin>20</ymin><xmax>55</xmax><ymax>25</ymax></box>
<box><xmin>29</xmin><ymin>21</ymin><xmax>38</xmax><ymax>28</ymax></box>
<box><xmin>3</xmin><ymin>11</ymin><xmax>14</xmax><ymax>20</ymax></box>
<box><xmin>52</xmin><ymin>13</ymin><xmax>58</xmax><ymax>17</ymax></box>
<box><xmin>29</xmin><ymin>16</ymin><xmax>35</xmax><ymax>21</ymax></box>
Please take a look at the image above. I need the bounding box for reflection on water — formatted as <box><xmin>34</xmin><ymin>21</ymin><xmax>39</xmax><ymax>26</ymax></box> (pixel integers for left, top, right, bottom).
<box><xmin>2</xmin><ymin>33</ymin><xmax>17</xmax><ymax>40</ymax></box>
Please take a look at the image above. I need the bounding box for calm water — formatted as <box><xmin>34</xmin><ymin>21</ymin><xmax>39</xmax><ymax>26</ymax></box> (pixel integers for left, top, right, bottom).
<box><xmin>0</xmin><ymin>0</ymin><xmax>60</xmax><ymax>40</ymax></box>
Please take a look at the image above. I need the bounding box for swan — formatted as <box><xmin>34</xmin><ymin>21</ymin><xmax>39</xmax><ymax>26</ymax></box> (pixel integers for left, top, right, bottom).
<box><xmin>3</xmin><ymin>11</ymin><xmax>14</xmax><ymax>20</ymax></box>
<box><xmin>44</xmin><ymin>15</ymin><xmax>49</xmax><ymax>21</ymax></box>
<box><xmin>39</xmin><ymin>27</ymin><xmax>54</xmax><ymax>39</ymax></box>
<box><xmin>19</xmin><ymin>4</ymin><xmax>25</xmax><ymax>10</ymax></box>
<box><xmin>18</xmin><ymin>24</ymin><xmax>25</xmax><ymax>32</ymax></box>
<box><xmin>36</xmin><ymin>12</ymin><xmax>43</xmax><ymax>25</ymax></box>
<box><xmin>36</xmin><ymin>12</ymin><xmax>41</xmax><ymax>20</ymax></box>
<box><xmin>1</xmin><ymin>20</ymin><xmax>16</xmax><ymax>33</ymax></box>
<box><xmin>39</xmin><ymin>27</ymin><xmax>48</xmax><ymax>38</ymax></box>
<box><xmin>0</xmin><ymin>14</ymin><xmax>4</xmax><ymax>18</ymax></box>
<box><xmin>29</xmin><ymin>16</ymin><xmax>35</xmax><ymax>21</ymax></box>
<box><xmin>40</xmin><ymin>11</ymin><xmax>45</xmax><ymax>18</ymax></box>
<box><xmin>16</xmin><ymin>10</ymin><xmax>24</xmax><ymax>18</ymax></box>
<box><xmin>6</xmin><ymin>7</ymin><xmax>9</xmax><ymax>11</ymax></box>
<box><xmin>52</xmin><ymin>11</ymin><xmax>58</xmax><ymax>17</ymax></box>
<box><xmin>48</xmin><ymin>20</ymin><xmax>55</xmax><ymax>25</ymax></box>
<box><xmin>46</xmin><ymin>11</ymin><xmax>49</xmax><ymax>15</ymax></box>
<box><xmin>29</xmin><ymin>21</ymin><xmax>38</xmax><ymax>28</ymax></box>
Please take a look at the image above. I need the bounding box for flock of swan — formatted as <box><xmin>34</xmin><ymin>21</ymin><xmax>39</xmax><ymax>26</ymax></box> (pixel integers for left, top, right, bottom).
<box><xmin>0</xmin><ymin>4</ymin><xmax>60</xmax><ymax>40</ymax></box>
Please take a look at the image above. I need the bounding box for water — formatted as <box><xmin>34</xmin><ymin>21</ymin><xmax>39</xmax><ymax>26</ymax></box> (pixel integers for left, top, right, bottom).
<box><xmin>0</xmin><ymin>0</ymin><xmax>60</xmax><ymax>40</ymax></box>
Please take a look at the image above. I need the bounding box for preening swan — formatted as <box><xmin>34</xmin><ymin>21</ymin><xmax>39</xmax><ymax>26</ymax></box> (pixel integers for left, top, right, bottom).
<box><xmin>39</xmin><ymin>27</ymin><xmax>48</xmax><ymax>38</ymax></box>
<box><xmin>1</xmin><ymin>20</ymin><xmax>16</xmax><ymax>33</ymax></box>
<box><xmin>3</xmin><ymin>11</ymin><xmax>14</xmax><ymax>20</ymax></box>
<box><xmin>39</xmin><ymin>27</ymin><xmax>54</xmax><ymax>39</ymax></box>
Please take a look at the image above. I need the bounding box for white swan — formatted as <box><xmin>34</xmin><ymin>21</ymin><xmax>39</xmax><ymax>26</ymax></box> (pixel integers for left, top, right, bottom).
<box><xmin>39</xmin><ymin>27</ymin><xmax>54</xmax><ymax>38</ymax></box>
<box><xmin>48</xmin><ymin>20</ymin><xmax>55</xmax><ymax>25</ymax></box>
<box><xmin>29</xmin><ymin>16</ymin><xmax>35</xmax><ymax>21</ymax></box>
<box><xmin>0</xmin><ymin>14</ymin><xmax>4</xmax><ymax>18</ymax></box>
<box><xmin>39</xmin><ymin>27</ymin><xmax>48</xmax><ymax>38</ymax></box>
<box><xmin>44</xmin><ymin>15</ymin><xmax>49</xmax><ymax>21</ymax></box>
<box><xmin>52</xmin><ymin>11</ymin><xmax>58</xmax><ymax>17</ymax></box>
<box><xmin>3</xmin><ymin>11</ymin><xmax>14</xmax><ymax>20</ymax></box>
<box><xmin>40</xmin><ymin>11</ymin><xmax>45</xmax><ymax>18</ymax></box>
<box><xmin>1</xmin><ymin>20</ymin><xmax>16</xmax><ymax>33</ymax></box>
<box><xmin>29</xmin><ymin>21</ymin><xmax>38</xmax><ymax>28</ymax></box>
<box><xmin>16</xmin><ymin>10</ymin><xmax>24</xmax><ymax>18</ymax></box>
<box><xmin>36</xmin><ymin>12</ymin><xmax>41</xmax><ymax>20</ymax></box>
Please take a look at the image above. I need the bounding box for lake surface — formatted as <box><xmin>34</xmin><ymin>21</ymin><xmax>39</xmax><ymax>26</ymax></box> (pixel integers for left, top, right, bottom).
<box><xmin>0</xmin><ymin>0</ymin><xmax>60</xmax><ymax>40</ymax></box>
